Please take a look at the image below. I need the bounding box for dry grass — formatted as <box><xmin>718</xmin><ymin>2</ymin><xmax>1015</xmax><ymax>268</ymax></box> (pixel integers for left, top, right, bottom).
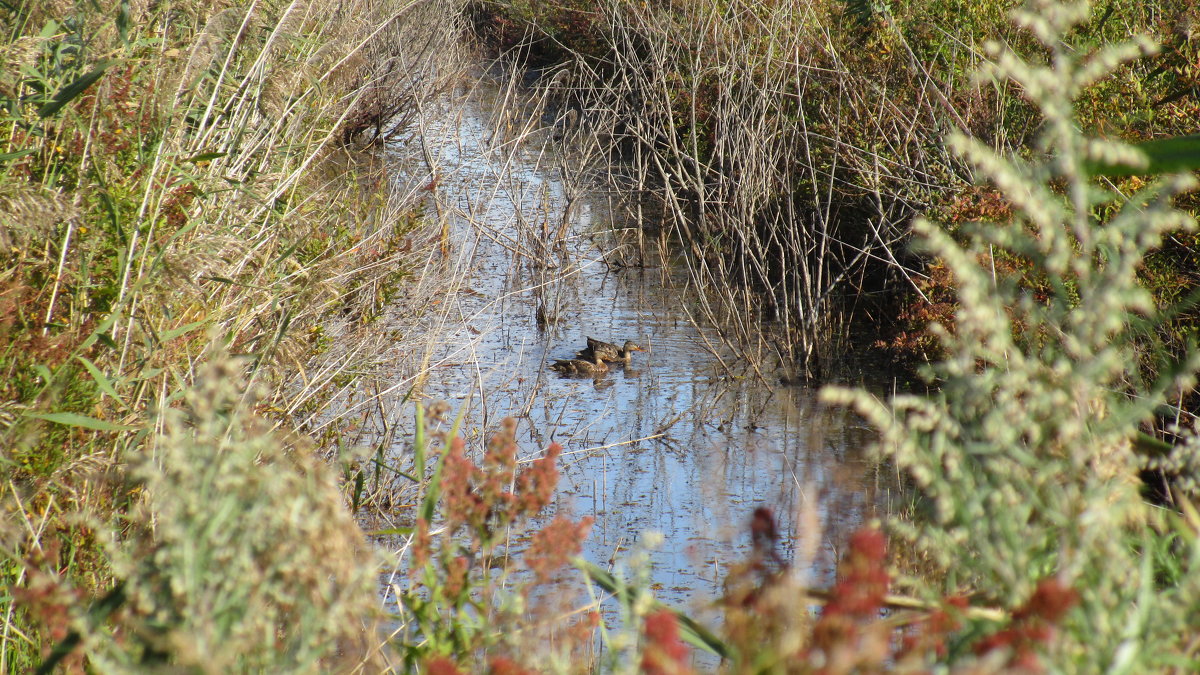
<box><xmin>497</xmin><ymin>0</ymin><xmax>963</xmax><ymax>374</ymax></box>
<box><xmin>0</xmin><ymin>0</ymin><xmax>468</xmax><ymax>669</ymax></box>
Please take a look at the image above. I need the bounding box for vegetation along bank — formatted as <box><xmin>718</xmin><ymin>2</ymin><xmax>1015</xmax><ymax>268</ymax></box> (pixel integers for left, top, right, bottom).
<box><xmin>0</xmin><ymin>0</ymin><xmax>464</xmax><ymax>669</ymax></box>
<box><xmin>5</xmin><ymin>0</ymin><xmax>1200</xmax><ymax>671</ymax></box>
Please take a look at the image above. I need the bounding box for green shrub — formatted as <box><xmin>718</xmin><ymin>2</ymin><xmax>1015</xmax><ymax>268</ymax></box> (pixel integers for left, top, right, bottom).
<box><xmin>108</xmin><ymin>359</ymin><xmax>383</xmax><ymax>672</ymax></box>
<box><xmin>823</xmin><ymin>0</ymin><xmax>1200</xmax><ymax>669</ymax></box>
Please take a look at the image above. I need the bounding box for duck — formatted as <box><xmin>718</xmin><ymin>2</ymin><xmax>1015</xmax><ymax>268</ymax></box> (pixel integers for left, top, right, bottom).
<box><xmin>550</xmin><ymin>350</ymin><xmax>610</xmax><ymax>376</ymax></box>
<box><xmin>576</xmin><ymin>337</ymin><xmax>645</xmax><ymax>363</ymax></box>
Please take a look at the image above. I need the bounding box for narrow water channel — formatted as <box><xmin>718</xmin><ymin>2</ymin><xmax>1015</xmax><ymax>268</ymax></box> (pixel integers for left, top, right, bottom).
<box><xmin>376</xmin><ymin>72</ymin><xmax>888</xmax><ymax>614</ymax></box>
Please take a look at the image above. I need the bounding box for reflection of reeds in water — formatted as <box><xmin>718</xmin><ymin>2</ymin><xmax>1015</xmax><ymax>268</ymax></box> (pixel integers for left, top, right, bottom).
<box><xmin>342</xmin><ymin>59</ymin><xmax>591</xmax><ymax>500</ymax></box>
<box><xmin>345</xmin><ymin>52</ymin><xmax>888</xmax><ymax>670</ymax></box>
<box><xmin>503</xmin><ymin>1</ymin><xmax>957</xmax><ymax>376</ymax></box>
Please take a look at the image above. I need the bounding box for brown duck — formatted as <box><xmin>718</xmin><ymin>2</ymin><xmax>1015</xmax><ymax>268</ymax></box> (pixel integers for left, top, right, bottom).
<box><xmin>550</xmin><ymin>350</ymin><xmax>609</xmax><ymax>376</ymax></box>
<box><xmin>577</xmin><ymin>337</ymin><xmax>644</xmax><ymax>363</ymax></box>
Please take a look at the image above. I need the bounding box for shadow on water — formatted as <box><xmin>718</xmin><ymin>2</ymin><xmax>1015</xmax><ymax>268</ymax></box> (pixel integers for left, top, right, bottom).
<box><xmin>369</xmin><ymin>70</ymin><xmax>897</xmax><ymax>618</ymax></box>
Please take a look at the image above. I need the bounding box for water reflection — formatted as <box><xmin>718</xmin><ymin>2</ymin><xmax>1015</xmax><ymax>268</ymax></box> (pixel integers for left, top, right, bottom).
<box><xmin>376</xmin><ymin>73</ymin><xmax>888</xmax><ymax>611</ymax></box>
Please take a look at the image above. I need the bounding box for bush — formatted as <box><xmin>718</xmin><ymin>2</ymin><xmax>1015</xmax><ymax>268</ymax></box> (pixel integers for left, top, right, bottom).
<box><xmin>823</xmin><ymin>0</ymin><xmax>1200</xmax><ymax>670</ymax></box>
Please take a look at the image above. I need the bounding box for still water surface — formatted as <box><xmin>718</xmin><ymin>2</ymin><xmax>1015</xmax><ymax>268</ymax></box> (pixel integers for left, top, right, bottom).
<box><xmin>374</xmin><ymin>73</ymin><xmax>890</xmax><ymax>615</ymax></box>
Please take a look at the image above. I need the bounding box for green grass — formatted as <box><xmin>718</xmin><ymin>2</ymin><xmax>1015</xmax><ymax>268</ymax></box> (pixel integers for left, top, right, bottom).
<box><xmin>0</xmin><ymin>0</ymin><xmax>465</xmax><ymax>669</ymax></box>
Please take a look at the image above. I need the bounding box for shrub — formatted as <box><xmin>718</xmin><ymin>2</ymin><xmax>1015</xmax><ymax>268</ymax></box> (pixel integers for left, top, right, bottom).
<box><xmin>822</xmin><ymin>0</ymin><xmax>1200</xmax><ymax>669</ymax></box>
<box><xmin>392</xmin><ymin>412</ymin><xmax>597</xmax><ymax>672</ymax></box>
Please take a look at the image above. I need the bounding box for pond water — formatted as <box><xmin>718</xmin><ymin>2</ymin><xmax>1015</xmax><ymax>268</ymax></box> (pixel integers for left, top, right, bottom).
<box><xmin>369</xmin><ymin>72</ymin><xmax>892</xmax><ymax>618</ymax></box>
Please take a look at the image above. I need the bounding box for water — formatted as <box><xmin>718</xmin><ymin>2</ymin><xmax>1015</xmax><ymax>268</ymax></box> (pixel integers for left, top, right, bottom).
<box><xmin>370</xmin><ymin>72</ymin><xmax>889</xmax><ymax>617</ymax></box>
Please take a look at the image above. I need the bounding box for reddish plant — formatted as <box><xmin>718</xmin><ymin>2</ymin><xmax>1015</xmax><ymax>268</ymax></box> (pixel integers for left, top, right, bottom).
<box><xmin>405</xmin><ymin>415</ymin><xmax>594</xmax><ymax>670</ymax></box>
<box><xmin>818</xmin><ymin>528</ymin><xmax>889</xmax><ymax>623</ymax></box>
<box><xmin>525</xmin><ymin>515</ymin><xmax>594</xmax><ymax>584</ymax></box>
<box><xmin>514</xmin><ymin>442</ymin><xmax>562</xmax><ymax>515</ymax></box>
<box><xmin>806</xmin><ymin>527</ymin><xmax>891</xmax><ymax>673</ymax></box>
<box><xmin>897</xmin><ymin>594</ymin><xmax>968</xmax><ymax>662</ymax></box>
<box><xmin>11</xmin><ymin>541</ymin><xmax>87</xmax><ymax>671</ymax></box>
<box><xmin>438</xmin><ymin>420</ymin><xmax>565</xmax><ymax>552</ymax></box>
<box><xmin>489</xmin><ymin>655</ymin><xmax>538</xmax><ymax>675</ymax></box>
<box><xmin>440</xmin><ymin>435</ymin><xmax>493</xmax><ymax>539</ymax></box>
<box><xmin>640</xmin><ymin>610</ymin><xmax>694</xmax><ymax>675</ymax></box>
<box><xmin>410</xmin><ymin>518</ymin><xmax>433</xmax><ymax>574</ymax></box>
<box><xmin>424</xmin><ymin>656</ymin><xmax>466</xmax><ymax>675</ymax></box>
<box><xmin>973</xmin><ymin>578</ymin><xmax>1078</xmax><ymax>671</ymax></box>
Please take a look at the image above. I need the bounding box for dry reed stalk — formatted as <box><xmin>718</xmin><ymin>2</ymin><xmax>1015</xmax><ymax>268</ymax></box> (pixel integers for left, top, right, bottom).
<box><xmin>504</xmin><ymin>0</ymin><xmax>969</xmax><ymax>375</ymax></box>
<box><xmin>1</xmin><ymin>0</ymin><xmax>469</xmax><ymax>668</ymax></box>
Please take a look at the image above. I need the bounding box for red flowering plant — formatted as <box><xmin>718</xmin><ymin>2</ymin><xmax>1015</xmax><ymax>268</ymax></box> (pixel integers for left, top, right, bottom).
<box><xmin>397</xmin><ymin>407</ymin><xmax>595</xmax><ymax>671</ymax></box>
<box><xmin>626</xmin><ymin>508</ymin><xmax>1083</xmax><ymax>673</ymax></box>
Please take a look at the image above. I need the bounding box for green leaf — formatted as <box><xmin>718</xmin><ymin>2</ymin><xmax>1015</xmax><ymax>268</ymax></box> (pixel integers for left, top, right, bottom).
<box><xmin>32</xmin><ymin>364</ymin><xmax>52</xmax><ymax>384</ymax></box>
<box><xmin>182</xmin><ymin>151</ymin><xmax>227</xmax><ymax>163</ymax></box>
<box><xmin>415</xmin><ymin>403</ymin><xmax>426</xmax><ymax>477</ymax></box>
<box><xmin>0</xmin><ymin>149</ymin><xmax>35</xmax><ymax>163</ymax></box>
<box><xmin>75</xmin><ymin>356</ymin><xmax>126</xmax><ymax>407</ymax></box>
<box><xmin>37</xmin><ymin>60</ymin><xmax>115</xmax><ymax>118</ymax></box>
<box><xmin>1137</xmin><ymin>134</ymin><xmax>1200</xmax><ymax>174</ymax></box>
<box><xmin>351</xmin><ymin>470</ymin><xmax>365</xmax><ymax>512</ymax></box>
<box><xmin>139</xmin><ymin>366</ymin><xmax>163</xmax><ymax>381</ymax></box>
<box><xmin>1089</xmin><ymin>134</ymin><xmax>1200</xmax><ymax>177</ymax></box>
<box><xmin>365</xmin><ymin>527</ymin><xmax>415</xmax><ymax>536</ymax></box>
<box><xmin>116</xmin><ymin>0</ymin><xmax>131</xmax><ymax>43</ymax></box>
<box><xmin>27</xmin><ymin>411</ymin><xmax>136</xmax><ymax>431</ymax></box>
<box><xmin>160</xmin><ymin>319</ymin><xmax>207</xmax><ymax>341</ymax></box>
<box><xmin>574</xmin><ymin>558</ymin><xmax>731</xmax><ymax>659</ymax></box>
<box><xmin>1132</xmin><ymin>430</ymin><xmax>1173</xmax><ymax>457</ymax></box>
<box><xmin>369</xmin><ymin>456</ymin><xmax>417</xmax><ymax>482</ymax></box>
<box><xmin>80</xmin><ymin>311</ymin><xmax>122</xmax><ymax>350</ymax></box>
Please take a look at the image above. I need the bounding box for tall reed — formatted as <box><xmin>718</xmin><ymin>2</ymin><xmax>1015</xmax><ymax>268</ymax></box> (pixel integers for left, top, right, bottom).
<box><xmin>477</xmin><ymin>0</ymin><xmax>1200</xmax><ymax>373</ymax></box>
<box><xmin>1</xmin><ymin>0</ymin><xmax>465</xmax><ymax>669</ymax></box>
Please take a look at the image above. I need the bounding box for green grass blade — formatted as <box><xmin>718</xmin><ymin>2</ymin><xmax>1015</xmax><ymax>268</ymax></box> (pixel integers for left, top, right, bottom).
<box><xmin>182</xmin><ymin>151</ymin><xmax>227</xmax><ymax>163</ymax></box>
<box><xmin>27</xmin><ymin>412</ymin><xmax>136</xmax><ymax>431</ymax></box>
<box><xmin>365</xmin><ymin>527</ymin><xmax>415</xmax><ymax>536</ymax></box>
<box><xmin>414</xmin><ymin>403</ymin><xmax>426</xmax><ymax>477</ymax></box>
<box><xmin>418</xmin><ymin>405</ymin><xmax>467</xmax><ymax>524</ymax></box>
<box><xmin>79</xmin><ymin>310</ymin><xmax>122</xmax><ymax>351</ymax></box>
<box><xmin>573</xmin><ymin>557</ymin><xmax>731</xmax><ymax>659</ymax></box>
<box><xmin>1088</xmin><ymin>134</ymin><xmax>1200</xmax><ymax>176</ymax></box>
<box><xmin>0</xmin><ymin>149</ymin><xmax>35</xmax><ymax>162</ymax></box>
<box><xmin>367</xmin><ymin>455</ymin><xmax>417</xmax><ymax>482</ymax></box>
<box><xmin>351</xmin><ymin>470</ymin><xmax>365</xmax><ymax>512</ymax></box>
<box><xmin>75</xmin><ymin>355</ymin><xmax>127</xmax><ymax>408</ymax></box>
<box><xmin>160</xmin><ymin>319</ymin><xmax>208</xmax><ymax>342</ymax></box>
<box><xmin>37</xmin><ymin>60</ymin><xmax>114</xmax><ymax>118</ymax></box>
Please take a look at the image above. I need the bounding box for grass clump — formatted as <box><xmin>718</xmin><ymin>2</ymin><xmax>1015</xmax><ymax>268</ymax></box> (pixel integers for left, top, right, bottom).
<box><xmin>1</xmin><ymin>0</ymin><xmax>465</xmax><ymax>669</ymax></box>
<box><xmin>87</xmin><ymin>358</ymin><xmax>381</xmax><ymax>672</ymax></box>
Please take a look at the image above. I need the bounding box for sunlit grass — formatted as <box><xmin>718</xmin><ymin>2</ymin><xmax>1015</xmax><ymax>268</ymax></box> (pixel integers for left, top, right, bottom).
<box><xmin>0</xmin><ymin>0</ymin><xmax>465</xmax><ymax>669</ymax></box>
